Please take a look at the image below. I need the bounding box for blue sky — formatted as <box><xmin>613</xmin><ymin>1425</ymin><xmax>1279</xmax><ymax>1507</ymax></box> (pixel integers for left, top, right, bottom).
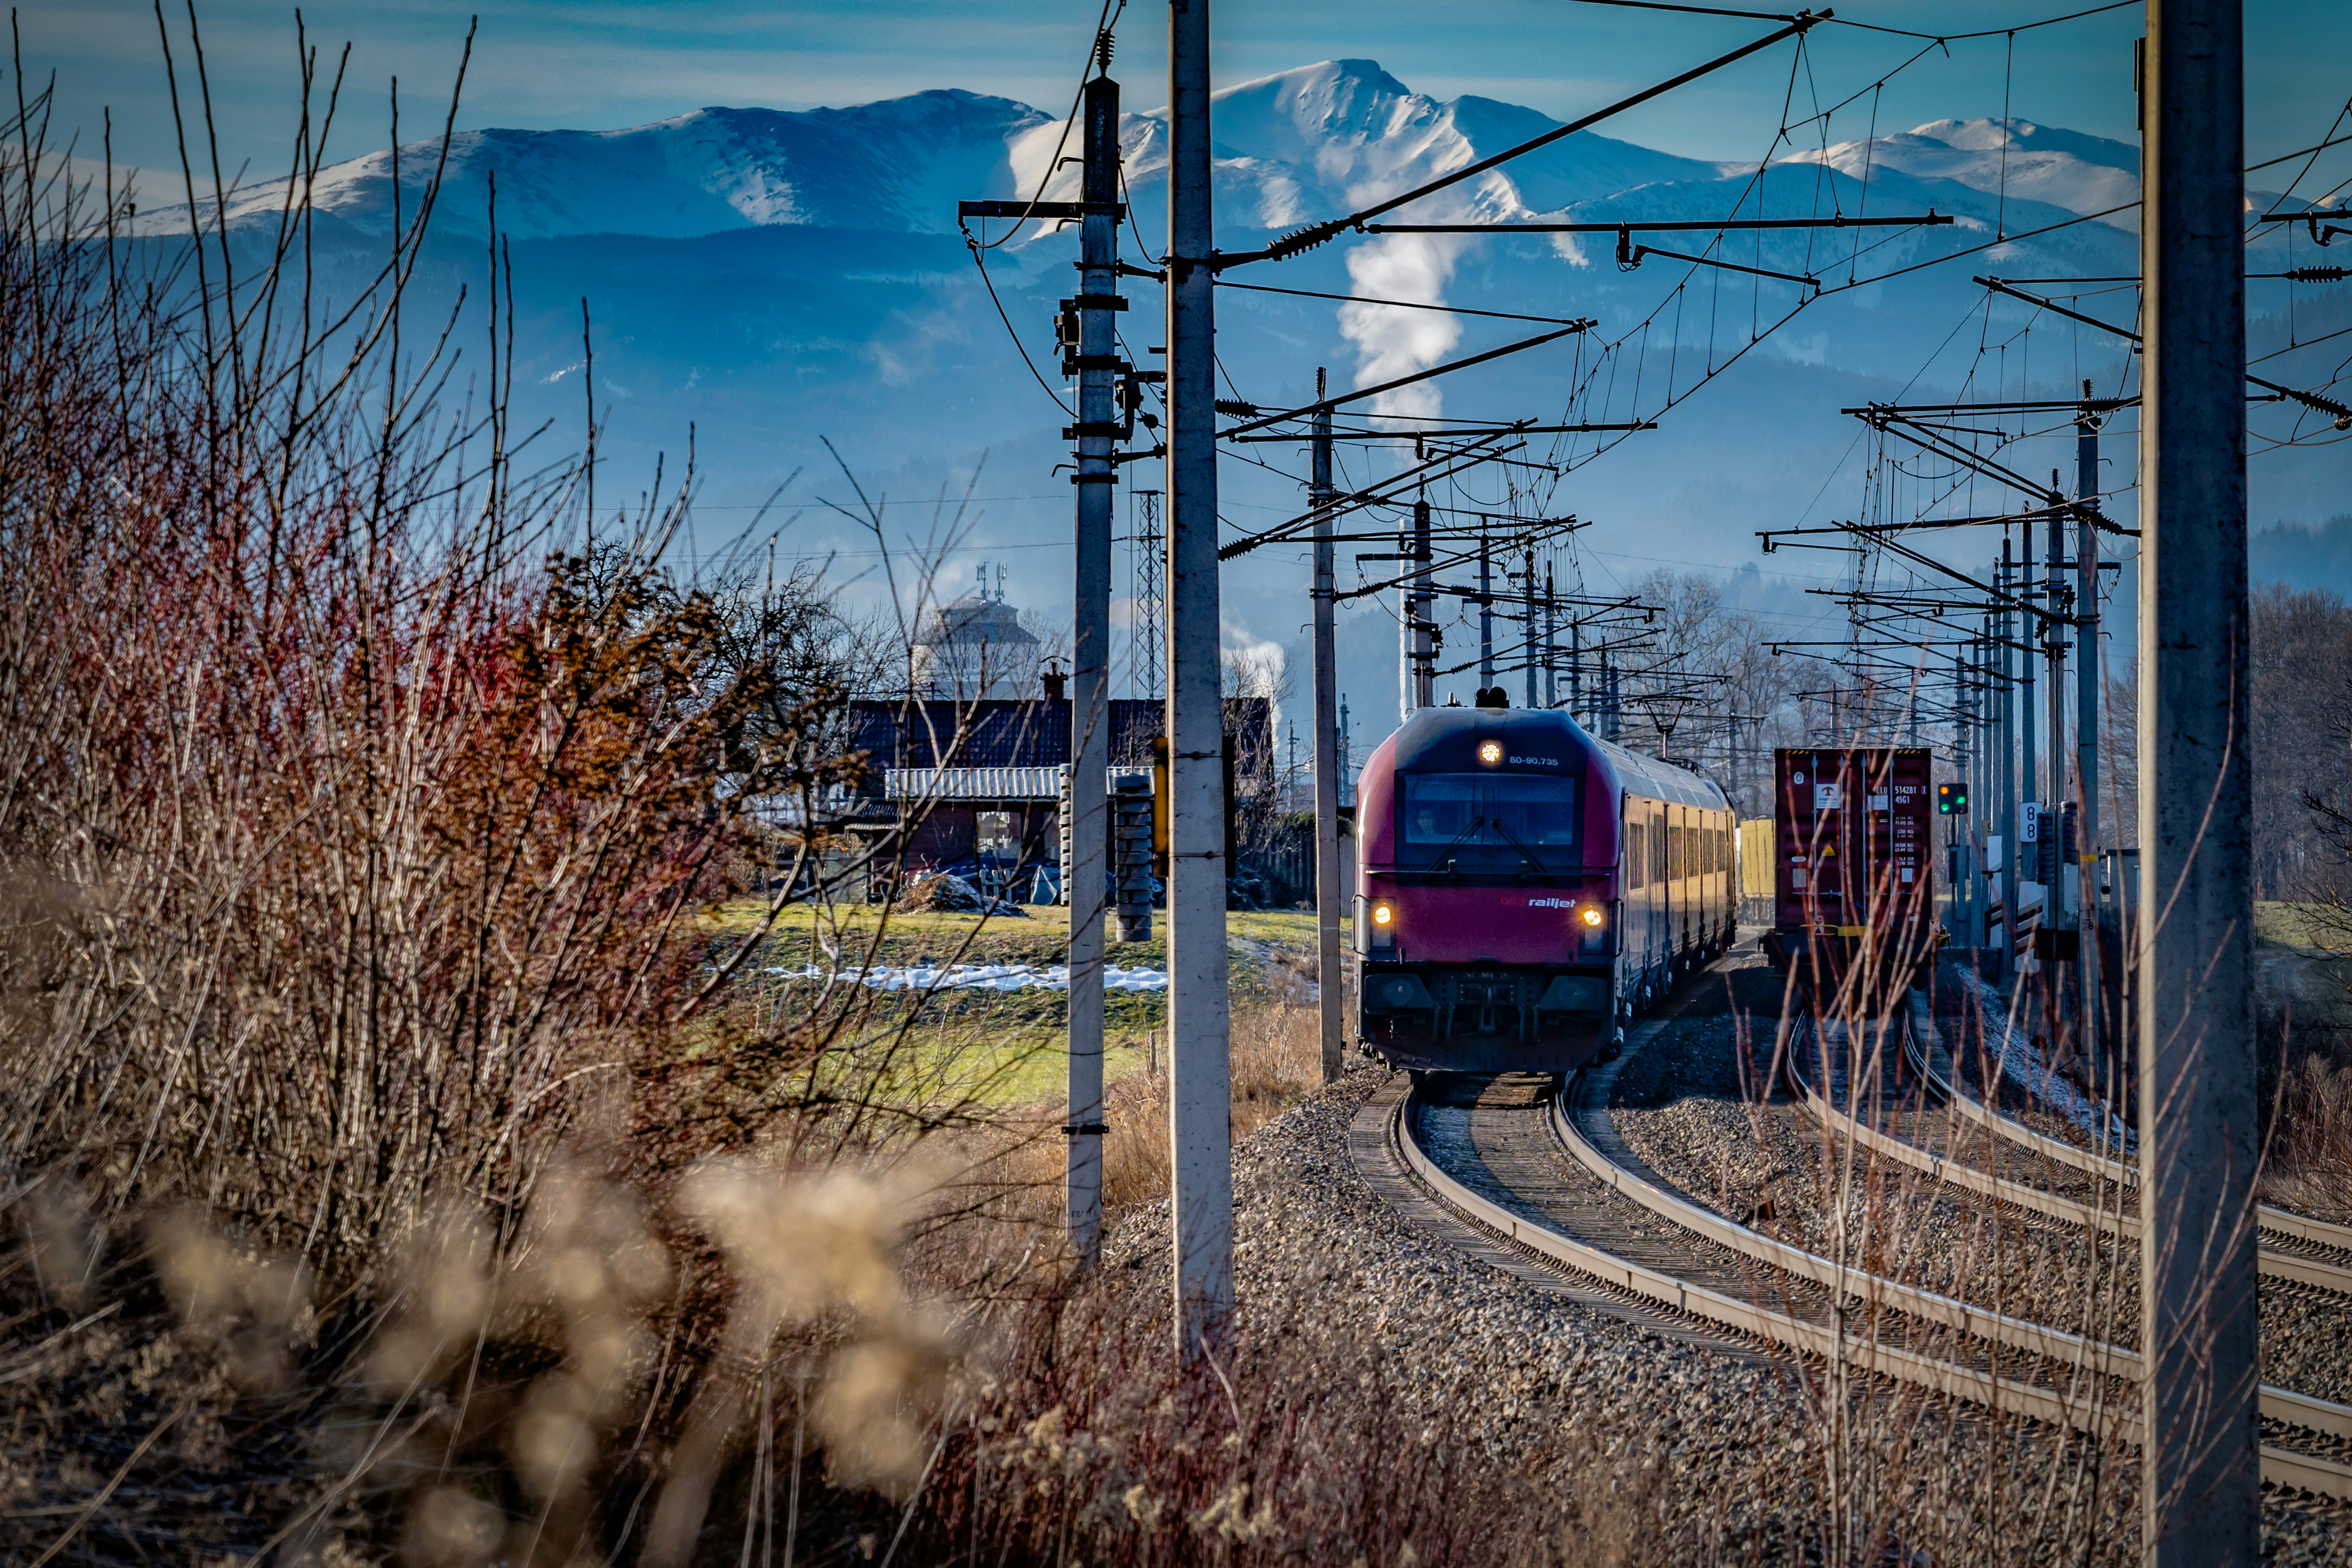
<box><xmin>18</xmin><ymin>1</ymin><xmax>2352</xmax><ymax>186</ymax></box>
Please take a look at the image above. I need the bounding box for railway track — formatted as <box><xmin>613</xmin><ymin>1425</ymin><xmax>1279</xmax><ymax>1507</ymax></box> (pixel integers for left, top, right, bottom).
<box><xmin>1893</xmin><ymin>994</ymin><xmax>2352</xmax><ymax>1281</ymax></box>
<box><xmin>1373</xmin><ymin>953</ymin><xmax>2352</xmax><ymax>1502</ymax></box>
<box><xmin>1785</xmin><ymin>1010</ymin><xmax>2352</xmax><ymax>1302</ymax></box>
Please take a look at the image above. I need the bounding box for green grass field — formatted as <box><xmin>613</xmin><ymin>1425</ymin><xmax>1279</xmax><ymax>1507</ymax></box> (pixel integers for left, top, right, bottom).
<box><xmin>701</xmin><ymin>900</ymin><xmax>1341</xmax><ymax>1105</ymax></box>
<box><xmin>2257</xmin><ymin>901</ymin><xmax>2346</xmax><ymax>951</ymax></box>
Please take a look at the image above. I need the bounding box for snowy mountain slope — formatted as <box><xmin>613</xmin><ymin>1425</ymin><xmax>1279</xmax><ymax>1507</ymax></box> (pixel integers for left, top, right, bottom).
<box><xmin>1780</xmin><ymin>117</ymin><xmax>2142</xmax><ymax>230</ymax></box>
<box><xmin>1027</xmin><ymin>60</ymin><xmax>1730</xmax><ymax>236</ymax></box>
<box><xmin>152</xmin><ymin>60</ymin><xmax>2332</xmax><ymax>732</ymax></box>
<box><xmin>140</xmin><ymin>91</ymin><xmax>1051</xmax><ymax>240</ymax></box>
<box><xmin>153</xmin><ymin>59</ymin><xmax>1740</xmax><ymax>247</ymax></box>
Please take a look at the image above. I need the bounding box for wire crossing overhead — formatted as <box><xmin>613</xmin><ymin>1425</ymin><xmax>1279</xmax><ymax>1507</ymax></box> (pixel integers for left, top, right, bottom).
<box><xmin>1977</xmin><ymin>277</ymin><xmax>2352</xmax><ymax>427</ymax></box>
<box><xmin>1218</xmin><ymin>327</ymin><xmax>1589</xmax><ymax>438</ymax></box>
<box><xmin>1368</xmin><ymin>213</ymin><xmax>1955</xmax><ymax>235</ymax></box>
<box><xmin>1213</xmin><ymin>11</ymin><xmax>1831</xmax><ymax>268</ymax></box>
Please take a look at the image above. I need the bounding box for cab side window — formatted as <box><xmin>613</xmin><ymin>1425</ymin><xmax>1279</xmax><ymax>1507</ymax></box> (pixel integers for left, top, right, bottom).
<box><xmin>1627</xmin><ymin>822</ymin><xmax>1645</xmax><ymax>890</ymax></box>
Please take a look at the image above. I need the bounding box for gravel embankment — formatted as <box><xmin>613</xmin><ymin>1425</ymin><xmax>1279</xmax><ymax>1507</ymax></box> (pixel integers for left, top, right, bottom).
<box><xmin>1085</xmin><ymin>1040</ymin><xmax>2341</xmax><ymax>1562</ymax></box>
<box><xmin>1614</xmin><ymin>960</ymin><xmax>2145</xmax><ymax>1344</ymax></box>
<box><xmin>1604</xmin><ymin>960</ymin><xmax>2352</xmax><ymax>1557</ymax></box>
<box><xmin>1099</xmin><ymin>1066</ymin><xmax>1821</xmax><ymax>1561</ymax></box>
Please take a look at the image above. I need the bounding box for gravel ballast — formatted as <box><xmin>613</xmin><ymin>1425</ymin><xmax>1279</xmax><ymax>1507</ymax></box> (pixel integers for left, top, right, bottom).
<box><xmin>1110</xmin><ymin>966</ymin><xmax>2352</xmax><ymax>1563</ymax></box>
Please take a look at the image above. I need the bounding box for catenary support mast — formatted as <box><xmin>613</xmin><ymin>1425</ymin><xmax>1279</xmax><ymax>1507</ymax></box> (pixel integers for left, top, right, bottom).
<box><xmin>2019</xmin><ymin>520</ymin><xmax>2038</xmax><ymax>962</ymax></box>
<box><xmin>2139</xmin><ymin>2</ymin><xmax>2258</xmax><ymax>1560</ymax></box>
<box><xmin>1310</xmin><ymin>377</ymin><xmax>1344</xmax><ymax>1084</ymax></box>
<box><xmin>1165</xmin><ymin>0</ymin><xmax>1233</xmax><ymax>1362</ymax></box>
<box><xmin>1478</xmin><ymin>530</ymin><xmax>1495</xmax><ymax>692</ymax></box>
<box><xmin>1410</xmin><ymin>495</ymin><xmax>1435</xmax><ymax>708</ymax></box>
<box><xmin>1996</xmin><ymin>553</ymin><xmax>2015</xmax><ymax>977</ymax></box>
<box><xmin>1523</xmin><ymin>546</ymin><xmax>1540</xmax><ymax>710</ymax></box>
<box><xmin>2075</xmin><ymin>394</ymin><xmax>2103</xmax><ymax>1083</ymax></box>
<box><xmin>1065</xmin><ymin>62</ymin><xmax>1121</xmax><ymax>1268</ymax></box>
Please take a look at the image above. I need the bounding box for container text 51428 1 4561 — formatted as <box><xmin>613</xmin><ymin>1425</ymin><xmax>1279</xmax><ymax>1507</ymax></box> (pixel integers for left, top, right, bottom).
<box><xmin>1760</xmin><ymin>747</ymin><xmax>1938</xmax><ymax>1006</ymax></box>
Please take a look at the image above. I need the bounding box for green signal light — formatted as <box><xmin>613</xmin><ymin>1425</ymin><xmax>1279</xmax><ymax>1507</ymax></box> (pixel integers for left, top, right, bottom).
<box><xmin>1937</xmin><ymin>783</ymin><xmax>1968</xmax><ymax>815</ymax></box>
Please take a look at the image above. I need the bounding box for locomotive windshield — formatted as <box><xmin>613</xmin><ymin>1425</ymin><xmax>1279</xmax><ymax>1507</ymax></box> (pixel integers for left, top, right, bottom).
<box><xmin>1395</xmin><ymin>772</ymin><xmax>1580</xmax><ymax>877</ymax></box>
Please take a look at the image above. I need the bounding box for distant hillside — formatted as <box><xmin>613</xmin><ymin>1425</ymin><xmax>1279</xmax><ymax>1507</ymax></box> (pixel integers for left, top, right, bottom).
<box><xmin>114</xmin><ymin>65</ymin><xmax>2352</xmax><ymax>725</ymax></box>
<box><xmin>2253</xmin><ymin>517</ymin><xmax>2352</xmax><ymax>598</ymax></box>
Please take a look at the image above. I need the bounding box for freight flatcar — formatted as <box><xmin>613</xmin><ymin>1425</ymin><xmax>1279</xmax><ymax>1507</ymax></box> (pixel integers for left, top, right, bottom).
<box><xmin>1759</xmin><ymin>746</ymin><xmax>1938</xmax><ymax>1002</ymax></box>
<box><xmin>1353</xmin><ymin>705</ymin><xmax>1737</xmax><ymax>1074</ymax></box>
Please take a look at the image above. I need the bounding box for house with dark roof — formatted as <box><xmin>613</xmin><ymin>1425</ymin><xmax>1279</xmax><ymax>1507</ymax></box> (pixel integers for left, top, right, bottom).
<box><xmin>833</xmin><ymin>674</ymin><xmax>1275</xmax><ymax>897</ymax></box>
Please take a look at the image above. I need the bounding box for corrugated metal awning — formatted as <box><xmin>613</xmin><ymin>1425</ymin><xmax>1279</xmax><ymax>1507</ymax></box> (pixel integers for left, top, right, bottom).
<box><xmin>883</xmin><ymin>766</ymin><xmax>1154</xmax><ymax>803</ymax></box>
<box><xmin>886</xmin><ymin>766</ymin><xmax>1062</xmax><ymax>802</ymax></box>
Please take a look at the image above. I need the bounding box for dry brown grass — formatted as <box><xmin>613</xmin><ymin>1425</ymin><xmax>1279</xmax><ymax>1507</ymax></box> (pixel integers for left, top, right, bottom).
<box><xmin>0</xmin><ymin>14</ymin><xmax>2201</xmax><ymax>1566</ymax></box>
<box><xmin>1103</xmin><ymin>1000</ymin><xmax>1326</xmax><ymax>1210</ymax></box>
<box><xmin>2268</xmin><ymin>1053</ymin><xmax>2352</xmax><ymax>1223</ymax></box>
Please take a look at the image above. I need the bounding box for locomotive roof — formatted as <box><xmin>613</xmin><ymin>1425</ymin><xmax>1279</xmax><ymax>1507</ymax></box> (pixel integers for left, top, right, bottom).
<box><xmin>1587</xmin><ymin>731</ymin><xmax>1730</xmax><ymax>811</ymax></box>
<box><xmin>1386</xmin><ymin>707</ymin><xmax>1728</xmax><ymax>810</ymax></box>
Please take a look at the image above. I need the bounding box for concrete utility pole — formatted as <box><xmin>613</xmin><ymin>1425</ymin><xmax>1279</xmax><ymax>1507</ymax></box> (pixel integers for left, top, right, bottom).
<box><xmin>1064</xmin><ymin>61</ymin><xmax>1122</xmax><ymax>1269</ymax></box>
<box><xmin>2139</xmin><ymin>2</ymin><xmax>2258</xmax><ymax>1558</ymax></box>
<box><xmin>1478</xmin><ymin>530</ymin><xmax>1495</xmax><ymax>693</ymax></box>
<box><xmin>1523</xmin><ymin>546</ymin><xmax>1540</xmax><ymax>710</ymax></box>
<box><xmin>1976</xmin><ymin>618</ymin><xmax>1993</xmax><ymax>953</ymax></box>
<box><xmin>2075</xmin><ymin>392</ymin><xmax>2103</xmax><ymax>1081</ymax></box>
<box><xmin>1410</xmin><ymin>495</ymin><xmax>1435</xmax><ymax>709</ymax></box>
<box><xmin>1568</xmin><ymin>612</ymin><xmax>1581</xmax><ymax>720</ymax></box>
<box><xmin>1955</xmin><ymin>635</ymin><xmax>1974</xmax><ymax>945</ymax></box>
<box><xmin>1338</xmin><ymin>692</ymin><xmax>1352</xmax><ymax>802</ymax></box>
<box><xmin>2046</xmin><ymin>488</ymin><xmax>2069</xmax><ymax>912</ymax></box>
<box><xmin>1996</xmin><ymin>560</ymin><xmax>2015</xmax><ymax>978</ymax></box>
<box><xmin>1164</xmin><ymin>0</ymin><xmax>1232</xmax><ymax>1362</ymax></box>
<box><xmin>2042</xmin><ymin>491</ymin><xmax>2071</xmax><ymax>1051</ymax></box>
<box><xmin>1399</xmin><ymin>454</ymin><xmax>1417</xmax><ymax>726</ymax></box>
<box><xmin>1310</xmin><ymin>376</ymin><xmax>1344</xmax><ymax>1084</ymax></box>
<box><xmin>1544</xmin><ymin>562</ymin><xmax>1560</xmax><ymax>710</ymax></box>
<box><xmin>2018</xmin><ymin>522</ymin><xmax>2039</xmax><ymax>956</ymax></box>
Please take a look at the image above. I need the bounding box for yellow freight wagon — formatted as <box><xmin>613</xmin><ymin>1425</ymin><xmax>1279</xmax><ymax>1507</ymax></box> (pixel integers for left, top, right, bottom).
<box><xmin>1736</xmin><ymin>817</ymin><xmax>1775</xmax><ymax>923</ymax></box>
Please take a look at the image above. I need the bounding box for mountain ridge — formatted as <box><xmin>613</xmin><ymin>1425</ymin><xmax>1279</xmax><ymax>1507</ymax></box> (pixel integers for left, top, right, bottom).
<box><xmin>140</xmin><ymin>61</ymin><xmax>2163</xmax><ymax>248</ymax></box>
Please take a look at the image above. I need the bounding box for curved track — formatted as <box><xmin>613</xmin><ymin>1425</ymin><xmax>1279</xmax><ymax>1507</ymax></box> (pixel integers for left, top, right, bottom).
<box><xmin>1895</xmin><ymin>996</ymin><xmax>2352</xmax><ymax>1272</ymax></box>
<box><xmin>1368</xmin><ymin>954</ymin><xmax>2352</xmax><ymax>1501</ymax></box>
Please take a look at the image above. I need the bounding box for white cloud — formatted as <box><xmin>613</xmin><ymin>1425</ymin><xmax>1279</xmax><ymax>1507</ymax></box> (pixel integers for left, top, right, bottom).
<box><xmin>1339</xmin><ymin>232</ymin><xmax>1466</xmax><ymax>422</ymax></box>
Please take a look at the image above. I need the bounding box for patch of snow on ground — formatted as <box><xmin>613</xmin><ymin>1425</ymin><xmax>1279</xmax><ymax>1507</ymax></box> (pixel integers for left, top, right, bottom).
<box><xmin>767</xmin><ymin>962</ymin><xmax>1167</xmax><ymax>993</ymax></box>
<box><xmin>1955</xmin><ymin>963</ymin><xmax>2136</xmax><ymax>1152</ymax></box>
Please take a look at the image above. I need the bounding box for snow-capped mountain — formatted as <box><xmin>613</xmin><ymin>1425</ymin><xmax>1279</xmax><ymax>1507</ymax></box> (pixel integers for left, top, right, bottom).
<box><xmin>161</xmin><ymin>61</ymin><xmax>2114</xmax><ymax>249</ymax></box>
<box><xmin>154</xmin><ymin>90</ymin><xmax>1052</xmax><ymax>240</ymax></box>
<box><xmin>120</xmin><ymin>59</ymin><xmax>2352</xmax><ymax>720</ymax></box>
<box><xmin>1084</xmin><ymin>60</ymin><xmax>1722</xmax><ymax>234</ymax></box>
<box><xmin>1779</xmin><ymin>117</ymin><xmax>2142</xmax><ymax>230</ymax></box>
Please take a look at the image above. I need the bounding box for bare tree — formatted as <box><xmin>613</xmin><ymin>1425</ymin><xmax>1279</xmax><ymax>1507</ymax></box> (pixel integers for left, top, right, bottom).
<box><xmin>2251</xmin><ymin>585</ymin><xmax>2352</xmax><ymax>898</ymax></box>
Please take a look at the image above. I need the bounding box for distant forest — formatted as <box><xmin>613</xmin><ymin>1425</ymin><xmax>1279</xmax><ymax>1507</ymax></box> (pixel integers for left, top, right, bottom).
<box><xmin>2253</xmin><ymin>515</ymin><xmax>2352</xmax><ymax>596</ymax></box>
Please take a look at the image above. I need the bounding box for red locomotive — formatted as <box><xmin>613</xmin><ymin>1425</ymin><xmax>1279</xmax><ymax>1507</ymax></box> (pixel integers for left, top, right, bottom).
<box><xmin>1353</xmin><ymin>706</ymin><xmax>1737</xmax><ymax>1073</ymax></box>
<box><xmin>1759</xmin><ymin>747</ymin><xmax>1938</xmax><ymax>1003</ymax></box>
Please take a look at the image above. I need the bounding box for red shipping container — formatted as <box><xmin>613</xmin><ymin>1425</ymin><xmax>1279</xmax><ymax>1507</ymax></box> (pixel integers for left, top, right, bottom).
<box><xmin>1768</xmin><ymin>747</ymin><xmax>1937</xmax><ymax>994</ymax></box>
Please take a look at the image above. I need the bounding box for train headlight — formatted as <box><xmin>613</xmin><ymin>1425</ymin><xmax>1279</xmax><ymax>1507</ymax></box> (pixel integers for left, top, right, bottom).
<box><xmin>1580</xmin><ymin>905</ymin><xmax>1604</xmax><ymax>928</ymax></box>
<box><xmin>1477</xmin><ymin>740</ymin><xmax>1503</xmax><ymax>765</ymax></box>
<box><xmin>1372</xmin><ymin>902</ymin><xmax>1394</xmax><ymax>928</ymax></box>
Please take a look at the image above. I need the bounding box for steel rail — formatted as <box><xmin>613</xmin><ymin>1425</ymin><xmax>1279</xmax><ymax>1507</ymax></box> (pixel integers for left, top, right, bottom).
<box><xmin>1549</xmin><ymin>1059</ymin><xmax>2135</xmax><ymax>1375</ymax></box>
<box><xmin>1793</xmin><ymin>1019</ymin><xmax>2352</xmax><ymax>1297</ymax></box>
<box><xmin>1573</xmin><ymin>1043</ymin><xmax>2352</xmax><ymax>1446</ymax></box>
<box><xmin>1897</xmin><ymin>996</ymin><xmax>2352</xmax><ymax>1270</ymax></box>
<box><xmin>1389</xmin><ymin>1088</ymin><xmax>2112</xmax><ymax>1435</ymax></box>
<box><xmin>1397</xmin><ymin>1079</ymin><xmax>2352</xmax><ymax>1495</ymax></box>
<box><xmin>1381</xmin><ymin>944</ymin><xmax>2352</xmax><ymax>1498</ymax></box>
<box><xmin>1775</xmin><ymin>1015</ymin><xmax>2352</xmax><ymax>1439</ymax></box>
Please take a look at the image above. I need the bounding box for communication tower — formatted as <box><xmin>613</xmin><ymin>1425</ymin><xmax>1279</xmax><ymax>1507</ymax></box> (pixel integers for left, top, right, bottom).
<box><xmin>1129</xmin><ymin>489</ymin><xmax>1165</xmax><ymax>700</ymax></box>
